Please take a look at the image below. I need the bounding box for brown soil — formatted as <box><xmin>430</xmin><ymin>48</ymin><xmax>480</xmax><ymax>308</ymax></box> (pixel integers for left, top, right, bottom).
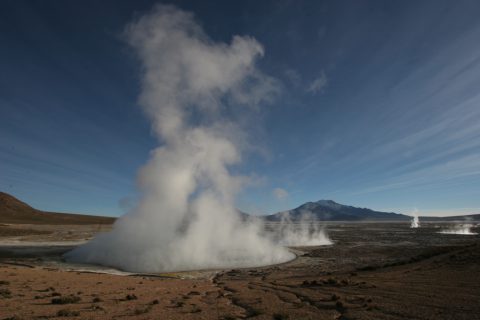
<box><xmin>0</xmin><ymin>224</ymin><xmax>111</xmax><ymax>243</ymax></box>
<box><xmin>0</xmin><ymin>222</ymin><xmax>479</xmax><ymax>319</ymax></box>
<box><xmin>0</xmin><ymin>225</ymin><xmax>52</xmax><ymax>238</ymax></box>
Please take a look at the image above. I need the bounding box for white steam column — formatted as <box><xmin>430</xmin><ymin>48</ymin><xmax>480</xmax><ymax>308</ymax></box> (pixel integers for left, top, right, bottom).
<box><xmin>65</xmin><ymin>5</ymin><xmax>294</xmax><ymax>273</ymax></box>
<box><xmin>410</xmin><ymin>208</ymin><xmax>420</xmax><ymax>228</ymax></box>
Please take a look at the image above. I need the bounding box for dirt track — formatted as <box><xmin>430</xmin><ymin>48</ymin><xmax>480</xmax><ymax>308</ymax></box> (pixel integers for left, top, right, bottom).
<box><xmin>1</xmin><ymin>222</ymin><xmax>479</xmax><ymax>319</ymax></box>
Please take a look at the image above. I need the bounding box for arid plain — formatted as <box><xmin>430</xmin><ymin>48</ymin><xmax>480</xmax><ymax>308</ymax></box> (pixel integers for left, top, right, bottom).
<box><xmin>1</xmin><ymin>218</ymin><xmax>479</xmax><ymax>320</ymax></box>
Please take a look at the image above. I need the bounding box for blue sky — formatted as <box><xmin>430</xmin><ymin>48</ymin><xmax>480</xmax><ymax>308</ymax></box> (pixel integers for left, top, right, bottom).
<box><xmin>1</xmin><ymin>0</ymin><xmax>480</xmax><ymax>217</ymax></box>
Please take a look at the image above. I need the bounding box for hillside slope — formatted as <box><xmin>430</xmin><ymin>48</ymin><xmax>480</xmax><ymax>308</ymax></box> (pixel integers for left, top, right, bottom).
<box><xmin>0</xmin><ymin>192</ymin><xmax>115</xmax><ymax>225</ymax></box>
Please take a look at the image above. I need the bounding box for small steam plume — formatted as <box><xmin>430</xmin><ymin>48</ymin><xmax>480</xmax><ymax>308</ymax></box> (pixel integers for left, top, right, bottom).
<box><xmin>65</xmin><ymin>5</ymin><xmax>294</xmax><ymax>272</ymax></box>
<box><xmin>439</xmin><ymin>220</ymin><xmax>478</xmax><ymax>235</ymax></box>
<box><xmin>276</xmin><ymin>212</ymin><xmax>332</xmax><ymax>246</ymax></box>
<box><xmin>410</xmin><ymin>208</ymin><xmax>420</xmax><ymax>228</ymax></box>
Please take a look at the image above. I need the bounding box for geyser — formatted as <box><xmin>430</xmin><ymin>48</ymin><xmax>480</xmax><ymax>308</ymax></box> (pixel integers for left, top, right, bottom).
<box><xmin>65</xmin><ymin>4</ymin><xmax>294</xmax><ymax>272</ymax></box>
<box><xmin>411</xmin><ymin>216</ymin><xmax>419</xmax><ymax>228</ymax></box>
<box><xmin>410</xmin><ymin>208</ymin><xmax>420</xmax><ymax>228</ymax></box>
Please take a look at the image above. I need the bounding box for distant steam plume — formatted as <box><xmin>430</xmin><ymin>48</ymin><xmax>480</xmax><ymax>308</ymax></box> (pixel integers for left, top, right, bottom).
<box><xmin>439</xmin><ymin>223</ymin><xmax>478</xmax><ymax>235</ymax></box>
<box><xmin>65</xmin><ymin>5</ymin><xmax>293</xmax><ymax>272</ymax></box>
<box><xmin>276</xmin><ymin>212</ymin><xmax>332</xmax><ymax>246</ymax></box>
<box><xmin>410</xmin><ymin>208</ymin><xmax>420</xmax><ymax>228</ymax></box>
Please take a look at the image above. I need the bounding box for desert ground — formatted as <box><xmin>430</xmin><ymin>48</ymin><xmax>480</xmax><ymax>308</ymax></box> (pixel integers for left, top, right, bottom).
<box><xmin>1</xmin><ymin>222</ymin><xmax>479</xmax><ymax>320</ymax></box>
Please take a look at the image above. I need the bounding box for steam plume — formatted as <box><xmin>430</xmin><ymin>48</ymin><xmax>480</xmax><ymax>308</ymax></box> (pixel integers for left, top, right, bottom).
<box><xmin>410</xmin><ymin>208</ymin><xmax>420</xmax><ymax>228</ymax></box>
<box><xmin>65</xmin><ymin>5</ymin><xmax>294</xmax><ymax>272</ymax></box>
<box><xmin>439</xmin><ymin>224</ymin><xmax>478</xmax><ymax>235</ymax></box>
<box><xmin>276</xmin><ymin>212</ymin><xmax>332</xmax><ymax>246</ymax></box>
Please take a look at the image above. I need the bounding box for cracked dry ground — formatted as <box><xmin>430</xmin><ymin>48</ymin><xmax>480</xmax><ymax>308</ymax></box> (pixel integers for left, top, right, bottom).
<box><xmin>1</xmin><ymin>223</ymin><xmax>479</xmax><ymax>319</ymax></box>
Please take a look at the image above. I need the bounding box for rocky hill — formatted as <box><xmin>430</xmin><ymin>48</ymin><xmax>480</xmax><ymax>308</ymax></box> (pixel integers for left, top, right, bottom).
<box><xmin>0</xmin><ymin>192</ymin><xmax>115</xmax><ymax>225</ymax></box>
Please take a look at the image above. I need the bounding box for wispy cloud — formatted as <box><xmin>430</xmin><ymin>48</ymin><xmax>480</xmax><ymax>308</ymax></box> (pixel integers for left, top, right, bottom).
<box><xmin>306</xmin><ymin>70</ymin><xmax>328</xmax><ymax>94</ymax></box>
<box><xmin>275</xmin><ymin>15</ymin><xmax>480</xmax><ymax>213</ymax></box>
<box><xmin>273</xmin><ymin>187</ymin><xmax>289</xmax><ymax>200</ymax></box>
<box><xmin>284</xmin><ymin>68</ymin><xmax>301</xmax><ymax>88</ymax></box>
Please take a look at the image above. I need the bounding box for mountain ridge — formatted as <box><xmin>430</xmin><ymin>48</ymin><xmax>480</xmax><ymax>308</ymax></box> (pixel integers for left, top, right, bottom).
<box><xmin>264</xmin><ymin>199</ymin><xmax>410</xmax><ymax>221</ymax></box>
<box><xmin>265</xmin><ymin>199</ymin><xmax>453</xmax><ymax>222</ymax></box>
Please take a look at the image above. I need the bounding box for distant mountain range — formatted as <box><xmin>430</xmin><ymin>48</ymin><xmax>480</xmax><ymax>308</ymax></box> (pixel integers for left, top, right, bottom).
<box><xmin>1</xmin><ymin>192</ymin><xmax>479</xmax><ymax>224</ymax></box>
<box><xmin>416</xmin><ymin>215</ymin><xmax>480</xmax><ymax>222</ymax></box>
<box><xmin>265</xmin><ymin>200</ymin><xmax>409</xmax><ymax>221</ymax></box>
<box><xmin>264</xmin><ymin>199</ymin><xmax>480</xmax><ymax>222</ymax></box>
